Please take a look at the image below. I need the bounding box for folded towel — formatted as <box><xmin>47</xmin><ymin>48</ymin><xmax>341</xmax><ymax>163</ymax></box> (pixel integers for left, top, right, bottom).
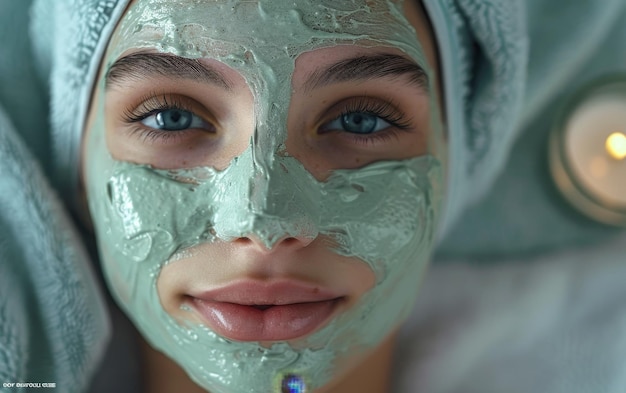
<box><xmin>0</xmin><ymin>104</ymin><xmax>110</xmax><ymax>392</ymax></box>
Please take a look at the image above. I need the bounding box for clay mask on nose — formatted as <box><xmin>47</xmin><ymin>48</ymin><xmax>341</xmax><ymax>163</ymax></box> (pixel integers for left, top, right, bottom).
<box><xmin>85</xmin><ymin>1</ymin><xmax>445</xmax><ymax>392</ymax></box>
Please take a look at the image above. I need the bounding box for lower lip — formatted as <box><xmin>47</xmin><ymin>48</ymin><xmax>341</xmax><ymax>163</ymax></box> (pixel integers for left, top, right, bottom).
<box><xmin>191</xmin><ymin>298</ymin><xmax>341</xmax><ymax>341</ymax></box>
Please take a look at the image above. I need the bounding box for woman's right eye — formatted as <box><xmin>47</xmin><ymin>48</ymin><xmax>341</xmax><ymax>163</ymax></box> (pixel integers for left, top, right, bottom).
<box><xmin>141</xmin><ymin>108</ymin><xmax>212</xmax><ymax>132</ymax></box>
<box><xmin>321</xmin><ymin>111</ymin><xmax>394</xmax><ymax>135</ymax></box>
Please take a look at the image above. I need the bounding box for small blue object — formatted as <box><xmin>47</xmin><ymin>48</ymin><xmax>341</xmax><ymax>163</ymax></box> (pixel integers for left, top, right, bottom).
<box><xmin>281</xmin><ymin>374</ymin><xmax>306</xmax><ymax>393</ymax></box>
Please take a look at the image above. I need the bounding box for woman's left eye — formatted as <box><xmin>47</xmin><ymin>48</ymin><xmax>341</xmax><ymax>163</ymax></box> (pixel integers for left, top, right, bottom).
<box><xmin>141</xmin><ymin>108</ymin><xmax>209</xmax><ymax>131</ymax></box>
<box><xmin>322</xmin><ymin>112</ymin><xmax>392</xmax><ymax>134</ymax></box>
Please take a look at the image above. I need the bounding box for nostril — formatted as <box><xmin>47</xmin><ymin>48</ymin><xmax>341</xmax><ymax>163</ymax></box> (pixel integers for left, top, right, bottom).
<box><xmin>234</xmin><ymin>237</ymin><xmax>255</xmax><ymax>245</ymax></box>
<box><xmin>281</xmin><ymin>237</ymin><xmax>301</xmax><ymax>246</ymax></box>
<box><xmin>278</xmin><ymin>235</ymin><xmax>316</xmax><ymax>249</ymax></box>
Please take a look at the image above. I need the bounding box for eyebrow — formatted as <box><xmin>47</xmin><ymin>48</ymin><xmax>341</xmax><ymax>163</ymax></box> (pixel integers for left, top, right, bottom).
<box><xmin>304</xmin><ymin>53</ymin><xmax>429</xmax><ymax>93</ymax></box>
<box><xmin>105</xmin><ymin>52</ymin><xmax>232</xmax><ymax>90</ymax></box>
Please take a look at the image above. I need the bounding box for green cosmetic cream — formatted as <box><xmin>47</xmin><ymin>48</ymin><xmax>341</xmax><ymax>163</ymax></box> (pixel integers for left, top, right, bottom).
<box><xmin>85</xmin><ymin>1</ymin><xmax>444</xmax><ymax>392</ymax></box>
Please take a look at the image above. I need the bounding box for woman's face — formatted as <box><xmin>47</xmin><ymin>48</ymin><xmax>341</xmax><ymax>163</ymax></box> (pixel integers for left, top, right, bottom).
<box><xmin>82</xmin><ymin>0</ymin><xmax>445</xmax><ymax>392</ymax></box>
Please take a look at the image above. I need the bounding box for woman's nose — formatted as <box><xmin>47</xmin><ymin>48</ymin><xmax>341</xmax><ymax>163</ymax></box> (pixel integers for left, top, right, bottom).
<box><xmin>212</xmin><ymin>153</ymin><xmax>322</xmax><ymax>249</ymax></box>
<box><xmin>234</xmin><ymin>205</ymin><xmax>320</xmax><ymax>250</ymax></box>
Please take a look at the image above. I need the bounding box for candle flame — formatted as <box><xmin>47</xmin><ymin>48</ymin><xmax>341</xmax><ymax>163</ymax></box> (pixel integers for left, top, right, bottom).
<box><xmin>606</xmin><ymin>132</ymin><xmax>626</xmax><ymax>160</ymax></box>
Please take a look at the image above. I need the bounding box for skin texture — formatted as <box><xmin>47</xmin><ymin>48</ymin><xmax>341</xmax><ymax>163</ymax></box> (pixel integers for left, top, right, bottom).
<box><xmin>81</xmin><ymin>0</ymin><xmax>443</xmax><ymax>392</ymax></box>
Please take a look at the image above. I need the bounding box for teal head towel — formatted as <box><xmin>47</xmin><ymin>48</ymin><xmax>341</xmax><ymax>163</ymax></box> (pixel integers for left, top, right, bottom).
<box><xmin>423</xmin><ymin>0</ymin><xmax>528</xmax><ymax>237</ymax></box>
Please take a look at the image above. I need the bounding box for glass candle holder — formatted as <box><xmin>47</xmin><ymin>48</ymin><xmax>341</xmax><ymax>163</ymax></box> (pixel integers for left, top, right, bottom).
<box><xmin>549</xmin><ymin>74</ymin><xmax>626</xmax><ymax>227</ymax></box>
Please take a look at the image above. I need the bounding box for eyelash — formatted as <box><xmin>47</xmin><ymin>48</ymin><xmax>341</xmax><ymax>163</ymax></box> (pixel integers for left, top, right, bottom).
<box><xmin>323</xmin><ymin>97</ymin><xmax>413</xmax><ymax>146</ymax></box>
<box><xmin>121</xmin><ymin>94</ymin><xmax>209</xmax><ymax>143</ymax></box>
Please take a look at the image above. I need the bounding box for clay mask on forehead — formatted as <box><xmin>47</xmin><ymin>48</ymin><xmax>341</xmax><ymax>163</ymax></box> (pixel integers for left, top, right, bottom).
<box><xmin>85</xmin><ymin>1</ymin><xmax>444</xmax><ymax>392</ymax></box>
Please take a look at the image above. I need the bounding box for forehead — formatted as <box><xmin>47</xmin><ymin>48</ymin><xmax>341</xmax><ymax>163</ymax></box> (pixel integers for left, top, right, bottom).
<box><xmin>111</xmin><ymin>0</ymin><xmax>426</xmax><ymax>67</ymax></box>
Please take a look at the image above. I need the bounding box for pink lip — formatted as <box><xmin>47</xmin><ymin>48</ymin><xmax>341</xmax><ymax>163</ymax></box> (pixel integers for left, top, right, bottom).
<box><xmin>189</xmin><ymin>280</ymin><xmax>343</xmax><ymax>341</ymax></box>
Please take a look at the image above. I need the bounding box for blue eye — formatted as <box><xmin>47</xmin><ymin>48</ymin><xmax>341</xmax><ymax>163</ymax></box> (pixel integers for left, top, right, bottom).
<box><xmin>141</xmin><ymin>108</ymin><xmax>208</xmax><ymax>131</ymax></box>
<box><xmin>324</xmin><ymin>112</ymin><xmax>392</xmax><ymax>134</ymax></box>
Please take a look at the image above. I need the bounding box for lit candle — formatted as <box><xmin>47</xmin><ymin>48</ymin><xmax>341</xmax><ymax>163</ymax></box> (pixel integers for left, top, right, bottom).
<box><xmin>606</xmin><ymin>132</ymin><xmax>626</xmax><ymax>160</ymax></box>
<box><xmin>564</xmin><ymin>96</ymin><xmax>626</xmax><ymax>207</ymax></box>
<box><xmin>550</xmin><ymin>76</ymin><xmax>626</xmax><ymax>226</ymax></box>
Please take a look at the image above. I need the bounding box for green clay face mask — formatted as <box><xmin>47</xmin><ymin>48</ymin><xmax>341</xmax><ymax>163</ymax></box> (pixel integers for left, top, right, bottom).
<box><xmin>85</xmin><ymin>1</ymin><xmax>445</xmax><ymax>392</ymax></box>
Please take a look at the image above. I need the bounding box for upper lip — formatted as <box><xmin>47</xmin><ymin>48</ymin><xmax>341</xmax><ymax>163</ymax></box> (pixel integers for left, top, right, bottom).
<box><xmin>190</xmin><ymin>279</ymin><xmax>342</xmax><ymax>306</ymax></box>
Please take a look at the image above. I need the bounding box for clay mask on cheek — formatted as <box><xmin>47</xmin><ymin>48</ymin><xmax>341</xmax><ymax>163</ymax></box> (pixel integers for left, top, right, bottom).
<box><xmin>85</xmin><ymin>1</ymin><xmax>445</xmax><ymax>392</ymax></box>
